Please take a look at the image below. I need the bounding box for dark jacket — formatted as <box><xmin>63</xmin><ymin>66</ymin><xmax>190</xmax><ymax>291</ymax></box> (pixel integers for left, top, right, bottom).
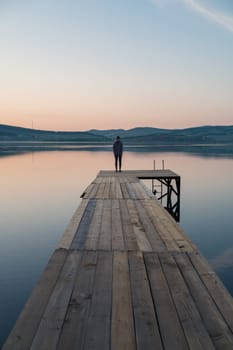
<box><xmin>113</xmin><ymin>140</ymin><xmax>123</xmax><ymax>156</ymax></box>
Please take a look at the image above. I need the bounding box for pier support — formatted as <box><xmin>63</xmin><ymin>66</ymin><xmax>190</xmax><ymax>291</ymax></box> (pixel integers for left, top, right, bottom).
<box><xmin>152</xmin><ymin>176</ymin><xmax>180</xmax><ymax>222</ymax></box>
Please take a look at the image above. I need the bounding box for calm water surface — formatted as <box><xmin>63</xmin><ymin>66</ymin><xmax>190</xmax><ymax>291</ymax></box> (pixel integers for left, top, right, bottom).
<box><xmin>0</xmin><ymin>149</ymin><xmax>233</xmax><ymax>345</ymax></box>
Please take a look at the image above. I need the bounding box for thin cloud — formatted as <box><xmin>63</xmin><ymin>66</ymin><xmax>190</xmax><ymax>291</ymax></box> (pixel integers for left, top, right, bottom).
<box><xmin>150</xmin><ymin>0</ymin><xmax>233</xmax><ymax>33</ymax></box>
<box><xmin>184</xmin><ymin>0</ymin><xmax>233</xmax><ymax>33</ymax></box>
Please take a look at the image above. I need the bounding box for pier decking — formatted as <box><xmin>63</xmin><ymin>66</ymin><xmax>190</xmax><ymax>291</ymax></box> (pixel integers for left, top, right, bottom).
<box><xmin>3</xmin><ymin>170</ymin><xmax>233</xmax><ymax>350</ymax></box>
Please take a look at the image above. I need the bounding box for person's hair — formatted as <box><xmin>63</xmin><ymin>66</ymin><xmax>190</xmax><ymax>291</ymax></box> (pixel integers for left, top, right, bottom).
<box><xmin>116</xmin><ymin>136</ymin><xmax>120</xmax><ymax>139</ymax></box>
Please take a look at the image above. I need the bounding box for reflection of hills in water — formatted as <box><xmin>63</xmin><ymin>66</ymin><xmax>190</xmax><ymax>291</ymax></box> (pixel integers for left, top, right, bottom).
<box><xmin>1</xmin><ymin>142</ymin><xmax>233</xmax><ymax>159</ymax></box>
<box><xmin>1</xmin><ymin>124</ymin><xmax>233</xmax><ymax>158</ymax></box>
<box><xmin>131</xmin><ymin>144</ymin><xmax>233</xmax><ymax>158</ymax></box>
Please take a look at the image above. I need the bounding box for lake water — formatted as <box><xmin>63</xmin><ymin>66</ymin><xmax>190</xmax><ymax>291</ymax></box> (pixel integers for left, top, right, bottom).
<box><xmin>1</xmin><ymin>148</ymin><xmax>233</xmax><ymax>345</ymax></box>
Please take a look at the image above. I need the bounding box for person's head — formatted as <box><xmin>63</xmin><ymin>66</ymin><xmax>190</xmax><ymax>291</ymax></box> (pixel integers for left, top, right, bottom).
<box><xmin>116</xmin><ymin>136</ymin><xmax>120</xmax><ymax>140</ymax></box>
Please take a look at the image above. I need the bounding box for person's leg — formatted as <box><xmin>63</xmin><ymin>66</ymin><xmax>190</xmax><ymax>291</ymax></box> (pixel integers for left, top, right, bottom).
<box><xmin>115</xmin><ymin>155</ymin><xmax>118</xmax><ymax>171</ymax></box>
<box><xmin>119</xmin><ymin>154</ymin><xmax>122</xmax><ymax>171</ymax></box>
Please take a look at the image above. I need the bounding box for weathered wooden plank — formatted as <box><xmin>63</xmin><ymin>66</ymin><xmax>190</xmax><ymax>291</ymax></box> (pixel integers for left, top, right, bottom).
<box><xmin>159</xmin><ymin>252</ymin><xmax>215</xmax><ymax>350</ymax></box>
<box><xmin>95</xmin><ymin>182</ymin><xmax>106</xmax><ymax>199</ymax></box>
<box><xmin>94</xmin><ymin>176</ymin><xmax>105</xmax><ymax>184</ymax></box>
<box><xmin>103</xmin><ymin>182</ymin><xmax>110</xmax><ymax>199</ymax></box>
<box><xmin>82</xmin><ymin>183</ymin><xmax>95</xmax><ymax>199</ymax></box>
<box><xmin>136</xmin><ymin>182</ymin><xmax>151</xmax><ymax>199</ymax></box>
<box><xmin>98</xmin><ymin>199</ymin><xmax>112</xmax><ymax>250</ymax></box>
<box><xmin>111</xmin><ymin>252</ymin><xmax>136</xmax><ymax>350</ymax></box>
<box><xmin>127</xmin><ymin>175</ymin><xmax>138</xmax><ymax>183</ymax></box>
<box><xmin>142</xmin><ymin>199</ymin><xmax>180</xmax><ymax>252</ymax></box>
<box><xmin>119</xmin><ymin>200</ymin><xmax>138</xmax><ymax>251</ymax></box>
<box><xmin>175</xmin><ymin>253</ymin><xmax>233</xmax><ymax>349</ymax></box>
<box><xmin>134</xmin><ymin>200</ymin><xmax>165</xmax><ymax>252</ymax></box>
<box><xmin>118</xmin><ymin>175</ymin><xmax>126</xmax><ymax>183</ymax></box>
<box><xmin>131</xmin><ymin>182</ymin><xmax>149</xmax><ymax>199</ymax></box>
<box><xmin>120</xmin><ymin>182</ymin><xmax>130</xmax><ymax>199</ymax></box>
<box><xmin>127</xmin><ymin>199</ymin><xmax>152</xmax><ymax>252</ymax></box>
<box><xmin>126</xmin><ymin>182</ymin><xmax>137</xmax><ymax>199</ymax></box>
<box><xmin>190</xmin><ymin>252</ymin><xmax>233</xmax><ymax>333</ymax></box>
<box><xmin>30</xmin><ymin>251</ymin><xmax>82</xmax><ymax>350</ymax></box>
<box><xmin>149</xmin><ymin>200</ymin><xmax>183</xmax><ymax>241</ymax></box>
<box><xmin>85</xmin><ymin>199</ymin><xmax>104</xmax><ymax>250</ymax></box>
<box><xmin>2</xmin><ymin>249</ymin><xmax>67</xmax><ymax>350</ymax></box>
<box><xmin>98</xmin><ymin>169</ymin><xmax>179</xmax><ymax>179</ymax></box>
<box><xmin>144</xmin><ymin>252</ymin><xmax>189</xmax><ymax>350</ymax></box>
<box><xmin>112</xmin><ymin>199</ymin><xmax>125</xmax><ymax>251</ymax></box>
<box><xmin>139</xmin><ymin>181</ymin><xmax>154</xmax><ymax>199</ymax></box>
<box><xmin>87</xmin><ymin>182</ymin><xmax>100</xmax><ymax>199</ymax></box>
<box><xmin>115</xmin><ymin>178</ymin><xmax>123</xmax><ymax>199</ymax></box>
<box><xmin>149</xmin><ymin>199</ymin><xmax>195</xmax><ymax>251</ymax></box>
<box><xmin>109</xmin><ymin>178</ymin><xmax>116</xmax><ymax>199</ymax></box>
<box><xmin>57</xmin><ymin>199</ymin><xmax>89</xmax><ymax>249</ymax></box>
<box><xmin>128</xmin><ymin>251</ymin><xmax>163</xmax><ymax>350</ymax></box>
<box><xmin>70</xmin><ymin>199</ymin><xmax>96</xmax><ymax>250</ymax></box>
<box><xmin>130</xmin><ymin>183</ymin><xmax>142</xmax><ymax>199</ymax></box>
<box><xmin>57</xmin><ymin>251</ymin><xmax>97</xmax><ymax>350</ymax></box>
<box><xmin>83</xmin><ymin>251</ymin><xmax>113</xmax><ymax>350</ymax></box>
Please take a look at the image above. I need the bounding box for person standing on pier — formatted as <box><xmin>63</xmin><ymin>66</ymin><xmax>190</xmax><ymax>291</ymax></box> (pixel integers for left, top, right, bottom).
<box><xmin>113</xmin><ymin>136</ymin><xmax>123</xmax><ymax>172</ymax></box>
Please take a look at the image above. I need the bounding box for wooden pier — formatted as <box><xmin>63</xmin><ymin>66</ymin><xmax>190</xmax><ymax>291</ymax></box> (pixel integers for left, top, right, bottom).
<box><xmin>3</xmin><ymin>170</ymin><xmax>233</xmax><ymax>350</ymax></box>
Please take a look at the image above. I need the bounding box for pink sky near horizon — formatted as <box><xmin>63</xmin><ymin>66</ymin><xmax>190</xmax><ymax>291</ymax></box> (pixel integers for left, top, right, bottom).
<box><xmin>1</xmin><ymin>116</ymin><xmax>233</xmax><ymax>132</ymax></box>
<box><xmin>1</xmin><ymin>87</ymin><xmax>233</xmax><ymax>131</ymax></box>
<box><xmin>1</xmin><ymin>108</ymin><xmax>233</xmax><ymax>132</ymax></box>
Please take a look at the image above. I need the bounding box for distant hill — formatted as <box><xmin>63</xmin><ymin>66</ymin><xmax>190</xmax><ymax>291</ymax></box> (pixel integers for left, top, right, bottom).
<box><xmin>0</xmin><ymin>124</ymin><xmax>107</xmax><ymax>142</ymax></box>
<box><xmin>0</xmin><ymin>124</ymin><xmax>233</xmax><ymax>144</ymax></box>
<box><xmin>122</xmin><ymin>125</ymin><xmax>233</xmax><ymax>144</ymax></box>
<box><xmin>88</xmin><ymin>129</ymin><xmax>125</xmax><ymax>138</ymax></box>
<box><xmin>88</xmin><ymin>127</ymin><xmax>171</xmax><ymax>139</ymax></box>
<box><xmin>89</xmin><ymin>125</ymin><xmax>233</xmax><ymax>144</ymax></box>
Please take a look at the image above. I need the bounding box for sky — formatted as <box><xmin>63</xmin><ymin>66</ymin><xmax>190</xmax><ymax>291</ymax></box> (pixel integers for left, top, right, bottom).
<box><xmin>0</xmin><ymin>0</ymin><xmax>233</xmax><ymax>131</ymax></box>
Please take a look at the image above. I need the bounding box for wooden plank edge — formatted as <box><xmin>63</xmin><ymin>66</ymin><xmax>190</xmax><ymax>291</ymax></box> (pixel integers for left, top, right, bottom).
<box><xmin>2</xmin><ymin>248</ymin><xmax>68</xmax><ymax>350</ymax></box>
<box><xmin>57</xmin><ymin>199</ymin><xmax>89</xmax><ymax>250</ymax></box>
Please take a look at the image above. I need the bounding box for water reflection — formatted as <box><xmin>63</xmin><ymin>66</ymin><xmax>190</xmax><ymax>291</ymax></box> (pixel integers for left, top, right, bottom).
<box><xmin>0</xmin><ymin>149</ymin><xmax>233</xmax><ymax>345</ymax></box>
<box><xmin>1</xmin><ymin>142</ymin><xmax>233</xmax><ymax>159</ymax></box>
<box><xmin>210</xmin><ymin>247</ymin><xmax>233</xmax><ymax>271</ymax></box>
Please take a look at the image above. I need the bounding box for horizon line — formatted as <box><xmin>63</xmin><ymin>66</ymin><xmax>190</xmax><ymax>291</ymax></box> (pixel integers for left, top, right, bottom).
<box><xmin>1</xmin><ymin>122</ymin><xmax>233</xmax><ymax>133</ymax></box>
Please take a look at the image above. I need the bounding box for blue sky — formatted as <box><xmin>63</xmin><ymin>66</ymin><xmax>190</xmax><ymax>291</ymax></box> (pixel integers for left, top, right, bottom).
<box><xmin>0</xmin><ymin>0</ymin><xmax>233</xmax><ymax>130</ymax></box>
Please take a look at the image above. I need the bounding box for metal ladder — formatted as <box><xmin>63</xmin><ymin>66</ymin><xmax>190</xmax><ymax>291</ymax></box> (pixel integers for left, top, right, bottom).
<box><xmin>152</xmin><ymin>160</ymin><xmax>164</xmax><ymax>201</ymax></box>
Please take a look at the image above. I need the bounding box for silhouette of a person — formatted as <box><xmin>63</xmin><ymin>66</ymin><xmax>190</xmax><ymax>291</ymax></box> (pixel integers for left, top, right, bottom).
<box><xmin>113</xmin><ymin>136</ymin><xmax>123</xmax><ymax>172</ymax></box>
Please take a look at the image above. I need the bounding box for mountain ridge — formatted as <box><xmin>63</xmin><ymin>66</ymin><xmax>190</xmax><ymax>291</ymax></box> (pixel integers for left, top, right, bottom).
<box><xmin>1</xmin><ymin>124</ymin><xmax>233</xmax><ymax>144</ymax></box>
